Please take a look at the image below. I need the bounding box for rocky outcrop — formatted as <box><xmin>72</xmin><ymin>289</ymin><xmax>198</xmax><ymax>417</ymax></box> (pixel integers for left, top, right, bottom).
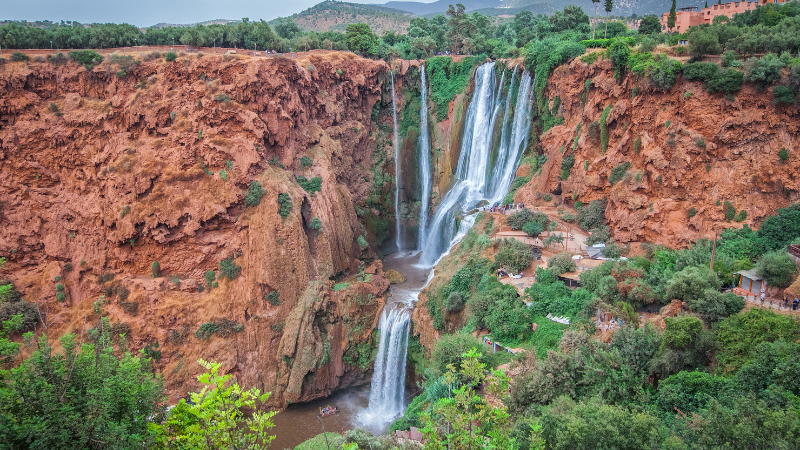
<box><xmin>0</xmin><ymin>50</ymin><xmax>396</xmax><ymax>407</ymax></box>
<box><xmin>515</xmin><ymin>56</ymin><xmax>800</xmax><ymax>248</ymax></box>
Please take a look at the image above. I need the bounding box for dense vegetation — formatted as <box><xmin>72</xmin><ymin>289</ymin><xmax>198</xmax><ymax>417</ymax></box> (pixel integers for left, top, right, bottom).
<box><xmin>392</xmin><ymin>200</ymin><xmax>800</xmax><ymax>448</ymax></box>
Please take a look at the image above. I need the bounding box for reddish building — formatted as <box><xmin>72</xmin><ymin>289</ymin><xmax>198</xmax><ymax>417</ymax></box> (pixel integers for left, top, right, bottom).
<box><xmin>660</xmin><ymin>0</ymin><xmax>794</xmax><ymax>32</ymax></box>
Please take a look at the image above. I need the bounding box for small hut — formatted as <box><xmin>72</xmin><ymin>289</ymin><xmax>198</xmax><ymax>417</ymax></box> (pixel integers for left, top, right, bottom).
<box><xmin>735</xmin><ymin>268</ymin><xmax>763</xmax><ymax>294</ymax></box>
<box><xmin>786</xmin><ymin>277</ymin><xmax>800</xmax><ymax>301</ymax></box>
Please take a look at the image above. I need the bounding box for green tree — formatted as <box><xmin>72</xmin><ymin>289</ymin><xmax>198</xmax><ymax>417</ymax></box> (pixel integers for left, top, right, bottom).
<box><xmin>548</xmin><ymin>251</ymin><xmax>577</xmax><ymax>275</ymax></box>
<box><xmin>495</xmin><ymin>238</ymin><xmax>535</xmax><ymax>273</ymax></box>
<box><xmin>421</xmin><ymin>348</ymin><xmax>518</xmax><ymax>450</ymax></box>
<box><xmin>665</xmin><ymin>266</ymin><xmax>721</xmax><ymax>302</ymax></box>
<box><xmin>0</xmin><ymin>322</ymin><xmax>167</xmax><ymax>449</ymax></box>
<box><xmin>591</xmin><ymin>0</ymin><xmax>601</xmax><ymax>39</ymax></box>
<box><xmin>604</xmin><ymin>0</ymin><xmax>614</xmax><ymax>38</ymax></box>
<box><xmin>715</xmin><ymin>308</ymin><xmax>800</xmax><ymax>374</ymax></box>
<box><xmin>152</xmin><ymin>359</ymin><xmax>276</xmax><ymax>449</ymax></box>
<box><xmin>639</xmin><ymin>15</ymin><xmax>662</xmax><ymax>35</ymax></box>
<box><xmin>755</xmin><ymin>250</ymin><xmax>797</xmax><ymax>287</ymax></box>
<box><xmin>668</xmin><ymin>0</ymin><xmax>677</xmax><ymax>31</ymax></box>
<box><xmin>688</xmin><ymin>31</ymin><xmax>722</xmax><ymax>59</ymax></box>
<box><xmin>345</xmin><ymin>23</ymin><xmax>378</xmax><ymax>56</ymax></box>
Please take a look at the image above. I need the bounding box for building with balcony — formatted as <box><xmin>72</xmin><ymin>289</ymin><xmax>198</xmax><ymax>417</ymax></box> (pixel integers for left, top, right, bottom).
<box><xmin>660</xmin><ymin>0</ymin><xmax>794</xmax><ymax>32</ymax></box>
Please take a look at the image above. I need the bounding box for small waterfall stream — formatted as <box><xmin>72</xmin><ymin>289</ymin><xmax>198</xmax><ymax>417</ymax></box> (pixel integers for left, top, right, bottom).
<box><xmin>391</xmin><ymin>72</ymin><xmax>402</xmax><ymax>252</ymax></box>
<box><xmin>417</xmin><ymin>65</ymin><xmax>432</xmax><ymax>250</ymax></box>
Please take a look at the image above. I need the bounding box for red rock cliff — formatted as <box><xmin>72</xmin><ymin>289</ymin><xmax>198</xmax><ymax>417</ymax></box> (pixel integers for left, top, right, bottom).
<box><xmin>516</xmin><ymin>56</ymin><xmax>800</xmax><ymax>247</ymax></box>
<box><xmin>0</xmin><ymin>51</ymin><xmax>398</xmax><ymax>407</ymax></box>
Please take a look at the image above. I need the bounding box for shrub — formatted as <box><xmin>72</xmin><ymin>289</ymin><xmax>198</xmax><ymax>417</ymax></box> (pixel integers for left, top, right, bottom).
<box><xmin>219</xmin><ymin>169</ymin><xmax>227</xmax><ymax>180</ymax></box>
<box><xmin>430</xmin><ymin>333</ymin><xmax>489</xmax><ymax>378</ymax></box>
<box><xmin>151</xmin><ymin>261</ymin><xmax>160</xmax><ymax>278</ymax></box>
<box><xmin>608</xmin><ymin>39</ymin><xmax>631</xmax><ymax>81</ymax></box>
<box><xmin>48</xmin><ymin>52</ymin><xmax>67</xmax><ymax>65</ymax></box>
<box><xmin>688</xmin><ymin>31</ymin><xmax>721</xmax><ymax>59</ymax></box>
<box><xmin>577</xmin><ymin>199</ymin><xmax>606</xmax><ymax>231</ymax></box>
<box><xmin>698</xmin><ymin>138</ymin><xmax>707</xmax><ymax>148</ymax></box>
<box><xmin>734</xmin><ymin>210</ymin><xmax>747</xmax><ymax>222</ymax></box>
<box><xmin>310</xmin><ymin>217</ymin><xmax>322</xmax><ymax>233</ymax></box>
<box><xmin>205</xmin><ymin>270</ymin><xmax>216</xmax><ymax>287</ymax></box>
<box><xmin>265</xmin><ymin>291</ymin><xmax>280</xmax><ymax>306</ymax></box>
<box><xmin>723</xmin><ymin>201</ymin><xmax>736</xmax><ymax>222</ymax></box>
<box><xmin>543</xmin><ymin>193</ymin><xmax>553</xmax><ymax>202</ymax></box>
<box><xmin>608</xmin><ymin>161</ymin><xmax>631</xmax><ymax>185</ymax></box>
<box><xmin>548</xmin><ymin>251</ymin><xmax>577</xmax><ymax>275</ymax></box>
<box><xmin>357</xmin><ymin>235</ymin><xmax>368</xmax><ymax>249</ymax></box>
<box><xmin>300</xmin><ymin>156</ymin><xmax>312</xmax><ymax>168</ymax></box>
<box><xmin>688</xmin><ymin>207</ymin><xmax>697</xmax><ymax>218</ymax></box>
<box><xmin>630</xmin><ymin>53</ymin><xmax>682</xmax><ymax>91</ymax></box>
<box><xmin>68</xmin><ymin>50</ymin><xmax>103</xmax><ymax>69</ymax></box>
<box><xmin>11</xmin><ymin>52</ymin><xmax>30</xmax><ymax>62</ymax></box>
<box><xmin>213</xmin><ymin>93</ymin><xmax>231</xmax><ymax>103</ymax></box>
<box><xmin>744</xmin><ymin>53</ymin><xmax>784</xmax><ymax>88</ymax></box>
<box><xmin>705</xmin><ymin>68</ymin><xmax>743</xmax><ymax>94</ymax></box>
<box><xmin>278</xmin><ymin>193</ymin><xmax>292</xmax><ymax>218</ymax></box>
<box><xmin>599</xmin><ymin>104</ymin><xmax>612</xmax><ymax>153</ymax></box>
<box><xmin>507</xmin><ymin>208</ymin><xmax>537</xmax><ymax>230</ymax></box>
<box><xmin>143</xmin><ymin>51</ymin><xmax>161</xmax><ymax>61</ymax></box>
<box><xmin>779</xmin><ymin>148</ymin><xmax>788</xmax><ymax>162</ymax></box>
<box><xmin>0</xmin><ymin>299</ymin><xmax>38</xmax><ymax>331</ymax></box>
<box><xmin>165</xmin><ymin>52</ymin><xmax>177</xmax><ymax>62</ymax></box>
<box><xmin>296</xmin><ymin>176</ymin><xmax>322</xmax><ymax>195</ymax></box>
<box><xmin>219</xmin><ymin>257</ymin><xmax>241</xmax><ymax>280</ymax></box>
<box><xmin>560</xmin><ymin>155</ymin><xmax>575</xmax><ymax>180</ymax></box>
<box><xmin>244</xmin><ymin>181</ymin><xmax>264</xmax><ymax>207</ymax></box>
<box><xmin>580</xmin><ymin>52</ymin><xmax>599</xmax><ymax>65</ymax></box>
<box><xmin>772</xmin><ymin>85</ymin><xmax>796</xmax><ymax>104</ymax></box>
<box><xmin>721</xmin><ymin>50</ymin><xmax>739</xmax><ymax>67</ymax></box>
<box><xmin>495</xmin><ymin>239</ymin><xmax>534</xmax><ymax>273</ymax></box>
<box><xmin>195</xmin><ymin>322</ymin><xmax>219</xmax><ymax>340</ymax></box>
<box><xmin>665</xmin><ymin>120</ymin><xmax>671</xmax><ymax>128</ymax></box>
<box><xmin>445</xmin><ymin>292</ymin><xmax>465</xmax><ymax>312</ymax></box>
<box><xmin>755</xmin><ymin>251</ymin><xmax>797</xmax><ymax>288</ymax></box>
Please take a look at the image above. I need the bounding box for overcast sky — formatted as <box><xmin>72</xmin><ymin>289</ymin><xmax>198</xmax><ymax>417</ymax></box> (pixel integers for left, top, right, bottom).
<box><xmin>2</xmin><ymin>0</ymin><xmax>436</xmax><ymax>27</ymax></box>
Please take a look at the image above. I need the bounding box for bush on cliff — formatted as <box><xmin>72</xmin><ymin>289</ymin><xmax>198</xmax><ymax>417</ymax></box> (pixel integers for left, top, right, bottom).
<box><xmin>244</xmin><ymin>181</ymin><xmax>264</xmax><ymax>207</ymax></box>
<box><xmin>277</xmin><ymin>193</ymin><xmax>292</xmax><ymax>218</ymax></box>
<box><xmin>219</xmin><ymin>256</ymin><xmax>241</xmax><ymax>280</ymax></box>
<box><xmin>68</xmin><ymin>50</ymin><xmax>103</xmax><ymax>69</ymax></box>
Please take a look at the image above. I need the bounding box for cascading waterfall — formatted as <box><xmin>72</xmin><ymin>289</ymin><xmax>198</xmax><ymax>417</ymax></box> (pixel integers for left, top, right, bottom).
<box><xmin>361</xmin><ymin>299</ymin><xmax>412</xmax><ymax>423</ymax></box>
<box><xmin>391</xmin><ymin>71</ymin><xmax>402</xmax><ymax>252</ymax></box>
<box><xmin>417</xmin><ymin>65</ymin><xmax>432</xmax><ymax>250</ymax></box>
<box><xmin>418</xmin><ymin>63</ymin><xmax>534</xmax><ymax>267</ymax></box>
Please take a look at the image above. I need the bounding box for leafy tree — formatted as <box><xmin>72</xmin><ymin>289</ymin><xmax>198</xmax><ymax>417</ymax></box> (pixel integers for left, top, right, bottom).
<box><xmin>523</xmin><ymin>221</ymin><xmax>546</xmax><ymax>238</ymax></box>
<box><xmin>429</xmin><ymin>334</ymin><xmax>489</xmax><ymax>379</ymax></box>
<box><xmin>0</xmin><ymin>322</ymin><xmax>167</xmax><ymax>449</ymax></box>
<box><xmin>687</xmin><ymin>289</ymin><xmax>745</xmax><ymax>322</ymax></box>
<box><xmin>540</xmin><ymin>397</ymin><xmax>664</xmax><ymax>450</ymax></box>
<box><xmin>688</xmin><ymin>31</ymin><xmax>722</xmax><ymax>59</ymax></box>
<box><xmin>152</xmin><ymin>359</ymin><xmax>276</xmax><ymax>449</ymax></box>
<box><xmin>273</xmin><ymin>18</ymin><xmax>301</xmax><ymax>40</ymax></box>
<box><xmin>421</xmin><ymin>348</ymin><xmax>517</xmax><ymax>450</ymax></box>
<box><xmin>603</xmin><ymin>0</ymin><xmax>614</xmax><ymax>38</ymax></box>
<box><xmin>495</xmin><ymin>238</ymin><xmax>534</xmax><ymax>273</ymax></box>
<box><xmin>665</xmin><ymin>266</ymin><xmax>721</xmax><ymax>302</ymax></box>
<box><xmin>668</xmin><ymin>0</ymin><xmax>677</xmax><ymax>31</ymax></box>
<box><xmin>639</xmin><ymin>15</ymin><xmax>662</xmax><ymax>35</ymax></box>
<box><xmin>755</xmin><ymin>250</ymin><xmax>797</xmax><ymax>287</ymax></box>
<box><xmin>744</xmin><ymin>53</ymin><xmax>785</xmax><ymax>88</ymax></box>
<box><xmin>548</xmin><ymin>252</ymin><xmax>577</xmax><ymax>275</ymax></box>
<box><xmin>656</xmin><ymin>371</ymin><xmax>730</xmax><ymax>416</ymax></box>
<box><xmin>577</xmin><ymin>199</ymin><xmax>606</xmax><ymax>231</ymax></box>
<box><xmin>345</xmin><ymin>23</ymin><xmax>378</xmax><ymax>56</ymax></box>
<box><xmin>446</xmin><ymin>4</ymin><xmax>478</xmax><ymax>55</ymax></box>
<box><xmin>650</xmin><ymin>316</ymin><xmax>713</xmax><ymax>378</ymax></box>
<box><xmin>755</xmin><ymin>202</ymin><xmax>800</xmax><ymax>253</ymax></box>
<box><xmin>715</xmin><ymin>308</ymin><xmax>800</xmax><ymax>374</ymax></box>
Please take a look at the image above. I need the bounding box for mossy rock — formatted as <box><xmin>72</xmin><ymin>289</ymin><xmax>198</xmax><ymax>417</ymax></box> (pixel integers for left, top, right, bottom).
<box><xmin>385</xmin><ymin>269</ymin><xmax>406</xmax><ymax>284</ymax></box>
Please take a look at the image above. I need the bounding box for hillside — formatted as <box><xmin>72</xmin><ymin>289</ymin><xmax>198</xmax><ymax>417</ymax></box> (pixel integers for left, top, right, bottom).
<box><xmin>383</xmin><ymin>0</ymin><xmax>693</xmax><ymax>17</ymax></box>
<box><xmin>277</xmin><ymin>1</ymin><xmax>416</xmax><ymax>34</ymax></box>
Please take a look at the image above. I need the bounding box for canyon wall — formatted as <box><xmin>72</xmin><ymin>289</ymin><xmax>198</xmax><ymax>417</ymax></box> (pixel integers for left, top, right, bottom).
<box><xmin>515</xmin><ymin>56</ymin><xmax>800</xmax><ymax>247</ymax></box>
<box><xmin>0</xmin><ymin>51</ymin><xmax>400</xmax><ymax>407</ymax></box>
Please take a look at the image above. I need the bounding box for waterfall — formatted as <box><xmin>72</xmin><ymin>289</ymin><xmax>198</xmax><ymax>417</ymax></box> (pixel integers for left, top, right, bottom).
<box><xmin>417</xmin><ymin>65</ymin><xmax>432</xmax><ymax>250</ymax></box>
<box><xmin>418</xmin><ymin>63</ymin><xmax>534</xmax><ymax>268</ymax></box>
<box><xmin>362</xmin><ymin>303</ymin><xmax>411</xmax><ymax>423</ymax></box>
<box><xmin>391</xmin><ymin>71</ymin><xmax>402</xmax><ymax>252</ymax></box>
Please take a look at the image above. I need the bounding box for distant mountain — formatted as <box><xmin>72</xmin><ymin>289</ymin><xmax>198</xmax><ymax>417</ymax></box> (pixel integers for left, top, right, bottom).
<box><xmin>378</xmin><ymin>0</ymin><xmax>502</xmax><ymax>16</ymax></box>
<box><xmin>150</xmin><ymin>19</ymin><xmax>239</xmax><ymax>28</ymax></box>
<box><xmin>378</xmin><ymin>0</ymin><xmax>684</xmax><ymax>18</ymax></box>
<box><xmin>274</xmin><ymin>1</ymin><xmax>416</xmax><ymax>34</ymax></box>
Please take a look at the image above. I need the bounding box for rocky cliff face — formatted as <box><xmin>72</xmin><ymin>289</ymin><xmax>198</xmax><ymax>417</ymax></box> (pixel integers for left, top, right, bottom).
<box><xmin>0</xmin><ymin>51</ymin><xmax>399</xmax><ymax>407</ymax></box>
<box><xmin>515</xmin><ymin>57</ymin><xmax>800</xmax><ymax>247</ymax></box>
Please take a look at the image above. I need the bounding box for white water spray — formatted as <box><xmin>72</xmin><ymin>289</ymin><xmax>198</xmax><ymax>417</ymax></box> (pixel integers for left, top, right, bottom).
<box><xmin>417</xmin><ymin>65</ymin><xmax>432</xmax><ymax>250</ymax></box>
<box><xmin>418</xmin><ymin>63</ymin><xmax>534</xmax><ymax>267</ymax></box>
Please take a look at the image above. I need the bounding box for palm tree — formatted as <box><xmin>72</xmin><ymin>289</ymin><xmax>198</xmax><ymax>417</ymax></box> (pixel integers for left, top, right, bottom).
<box><xmin>604</xmin><ymin>0</ymin><xmax>613</xmax><ymax>39</ymax></box>
<box><xmin>592</xmin><ymin>0</ymin><xmax>601</xmax><ymax>39</ymax></box>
